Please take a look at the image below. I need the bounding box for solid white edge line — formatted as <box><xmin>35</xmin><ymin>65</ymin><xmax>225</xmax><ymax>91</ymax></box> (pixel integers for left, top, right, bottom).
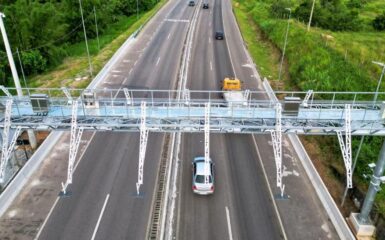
<box><xmin>252</xmin><ymin>135</ymin><xmax>288</xmax><ymax>240</ymax></box>
<box><xmin>34</xmin><ymin>196</ymin><xmax>60</xmax><ymax>240</ymax></box>
<box><xmin>156</xmin><ymin>57</ymin><xmax>161</xmax><ymax>66</ymax></box>
<box><xmin>225</xmin><ymin>206</ymin><xmax>234</xmax><ymax>240</ymax></box>
<box><xmin>210</xmin><ymin>61</ymin><xmax>213</xmax><ymax>71</ymax></box>
<box><xmin>34</xmin><ymin>132</ymin><xmax>97</xmax><ymax>240</ymax></box>
<box><xmin>91</xmin><ymin>194</ymin><xmax>110</xmax><ymax>240</ymax></box>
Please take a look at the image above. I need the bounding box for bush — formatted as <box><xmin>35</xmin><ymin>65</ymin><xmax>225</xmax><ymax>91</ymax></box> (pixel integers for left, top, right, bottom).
<box><xmin>20</xmin><ymin>50</ymin><xmax>47</xmax><ymax>75</ymax></box>
<box><xmin>373</xmin><ymin>11</ymin><xmax>385</xmax><ymax>31</ymax></box>
<box><xmin>347</xmin><ymin>0</ymin><xmax>366</xmax><ymax>9</ymax></box>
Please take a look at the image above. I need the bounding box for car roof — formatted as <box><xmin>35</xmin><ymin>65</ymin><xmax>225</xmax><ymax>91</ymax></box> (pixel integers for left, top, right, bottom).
<box><xmin>193</xmin><ymin>157</ymin><xmax>213</xmax><ymax>175</ymax></box>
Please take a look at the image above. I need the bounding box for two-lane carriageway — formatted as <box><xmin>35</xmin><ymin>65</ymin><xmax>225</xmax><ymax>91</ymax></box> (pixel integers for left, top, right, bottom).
<box><xmin>176</xmin><ymin>0</ymin><xmax>285</xmax><ymax>238</ymax></box>
<box><xmin>37</xmin><ymin>0</ymin><xmax>195</xmax><ymax>239</ymax></box>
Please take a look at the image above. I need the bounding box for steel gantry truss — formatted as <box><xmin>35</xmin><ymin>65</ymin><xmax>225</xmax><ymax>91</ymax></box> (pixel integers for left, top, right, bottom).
<box><xmin>204</xmin><ymin>103</ymin><xmax>210</xmax><ymax>184</ymax></box>
<box><xmin>136</xmin><ymin>101</ymin><xmax>149</xmax><ymax>195</ymax></box>
<box><xmin>337</xmin><ymin>104</ymin><xmax>352</xmax><ymax>188</ymax></box>
<box><xmin>270</xmin><ymin>103</ymin><xmax>283</xmax><ymax>189</ymax></box>
<box><xmin>2</xmin><ymin>86</ymin><xmax>385</xmax><ymax>191</ymax></box>
<box><xmin>0</xmin><ymin>99</ymin><xmax>21</xmax><ymax>182</ymax></box>
<box><xmin>62</xmin><ymin>100</ymin><xmax>84</xmax><ymax>194</ymax></box>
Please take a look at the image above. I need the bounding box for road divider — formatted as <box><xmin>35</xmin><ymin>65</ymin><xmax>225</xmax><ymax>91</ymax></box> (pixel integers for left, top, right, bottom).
<box><xmin>162</xmin><ymin>1</ymin><xmax>202</xmax><ymax>238</ymax></box>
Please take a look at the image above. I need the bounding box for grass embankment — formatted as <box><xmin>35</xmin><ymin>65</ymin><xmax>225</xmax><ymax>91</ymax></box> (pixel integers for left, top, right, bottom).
<box><xmin>27</xmin><ymin>0</ymin><xmax>168</xmax><ymax>89</ymax></box>
<box><xmin>233</xmin><ymin>0</ymin><xmax>385</xmax><ymax>220</ymax></box>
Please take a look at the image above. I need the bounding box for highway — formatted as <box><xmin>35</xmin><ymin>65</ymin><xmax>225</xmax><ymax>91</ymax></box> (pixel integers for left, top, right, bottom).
<box><xmin>36</xmin><ymin>0</ymin><xmax>194</xmax><ymax>239</ymax></box>
<box><xmin>176</xmin><ymin>0</ymin><xmax>284</xmax><ymax>239</ymax></box>
<box><xmin>0</xmin><ymin>0</ymin><xmax>340</xmax><ymax>239</ymax></box>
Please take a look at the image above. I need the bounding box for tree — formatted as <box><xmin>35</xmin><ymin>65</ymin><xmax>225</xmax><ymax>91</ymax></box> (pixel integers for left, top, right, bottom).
<box><xmin>269</xmin><ymin>0</ymin><xmax>292</xmax><ymax>19</ymax></box>
<box><xmin>294</xmin><ymin>0</ymin><xmax>363</xmax><ymax>31</ymax></box>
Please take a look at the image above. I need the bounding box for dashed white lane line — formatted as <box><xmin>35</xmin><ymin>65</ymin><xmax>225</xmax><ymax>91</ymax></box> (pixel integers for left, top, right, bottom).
<box><xmin>209</xmin><ymin>37</ymin><xmax>211</xmax><ymax>44</ymax></box>
<box><xmin>156</xmin><ymin>57</ymin><xmax>161</xmax><ymax>66</ymax></box>
<box><xmin>91</xmin><ymin>194</ymin><xmax>110</xmax><ymax>240</ymax></box>
<box><xmin>167</xmin><ymin>33</ymin><xmax>171</xmax><ymax>39</ymax></box>
<box><xmin>210</xmin><ymin>61</ymin><xmax>213</xmax><ymax>71</ymax></box>
<box><xmin>129</xmin><ymin>69</ymin><xmax>133</xmax><ymax>75</ymax></box>
<box><xmin>225</xmin><ymin>206</ymin><xmax>234</xmax><ymax>240</ymax></box>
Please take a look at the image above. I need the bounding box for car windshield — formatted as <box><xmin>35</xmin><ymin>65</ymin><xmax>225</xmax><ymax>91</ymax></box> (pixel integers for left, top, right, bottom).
<box><xmin>195</xmin><ymin>175</ymin><xmax>212</xmax><ymax>183</ymax></box>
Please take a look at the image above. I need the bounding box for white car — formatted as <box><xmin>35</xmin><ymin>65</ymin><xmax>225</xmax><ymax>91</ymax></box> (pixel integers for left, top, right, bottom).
<box><xmin>192</xmin><ymin>157</ymin><xmax>215</xmax><ymax>195</ymax></box>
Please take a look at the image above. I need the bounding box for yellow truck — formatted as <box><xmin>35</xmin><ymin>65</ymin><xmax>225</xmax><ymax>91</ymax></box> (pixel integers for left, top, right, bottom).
<box><xmin>221</xmin><ymin>77</ymin><xmax>247</xmax><ymax>105</ymax></box>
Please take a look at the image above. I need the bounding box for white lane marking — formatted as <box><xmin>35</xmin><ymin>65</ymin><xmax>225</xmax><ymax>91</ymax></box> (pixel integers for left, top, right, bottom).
<box><xmin>156</xmin><ymin>57</ymin><xmax>161</xmax><ymax>66</ymax></box>
<box><xmin>167</xmin><ymin>33</ymin><xmax>171</xmax><ymax>39</ymax></box>
<box><xmin>91</xmin><ymin>194</ymin><xmax>110</xmax><ymax>240</ymax></box>
<box><xmin>123</xmin><ymin>59</ymin><xmax>130</xmax><ymax>63</ymax></box>
<box><xmin>209</xmin><ymin>37</ymin><xmax>211</xmax><ymax>44</ymax></box>
<box><xmin>210</xmin><ymin>61</ymin><xmax>213</xmax><ymax>71</ymax></box>
<box><xmin>252</xmin><ymin>135</ymin><xmax>288</xmax><ymax>240</ymax></box>
<box><xmin>129</xmin><ymin>69</ymin><xmax>133</xmax><ymax>75</ymax></box>
<box><xmin>164</xmin><ymin>18</ymin><xmax>190</xmax><ymax>23</ymax></box>
<box><xmin>112</xmin><ymin>70</ymin><xmax>122</xmax><ymax>73</ymax></box>
<box><xmin>35</xmin><ymin>132</ymin><xmax>97</xmax><ymax>240</ymax></box>
<box><xmin>225</xmin><ymin>206</ymin><xmax>234</xmax><ymax>240</ymax></box>
<box><xmin>134</xmin><ymin>61</ymin><xmax>138</xmax><ymax>66</ymax></box>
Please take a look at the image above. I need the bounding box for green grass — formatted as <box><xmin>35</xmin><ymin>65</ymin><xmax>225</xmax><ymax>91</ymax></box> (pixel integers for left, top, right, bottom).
<box><xmin>27</xmin><ymin>0</ymin><xmax>168</xmax><ymax>89</ymax></box>
<box><xmin>233</xmin><ymin>2</ymin><xmax>282</xmax><ymax>82</ymax></box>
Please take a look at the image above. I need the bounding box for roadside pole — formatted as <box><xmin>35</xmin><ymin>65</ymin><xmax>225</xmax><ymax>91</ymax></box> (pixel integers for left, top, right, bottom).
<box><xmin>0</xmin><ymin>12</ymin><xmax>37</xmax><ymax>150</ymax></box>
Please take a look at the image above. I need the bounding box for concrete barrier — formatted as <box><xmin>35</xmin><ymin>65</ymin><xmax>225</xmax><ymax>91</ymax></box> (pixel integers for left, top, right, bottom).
<box><xmin>288</xmin><ymin>134</ymin><xmax>355</xmax><ymax>240</ymax></box>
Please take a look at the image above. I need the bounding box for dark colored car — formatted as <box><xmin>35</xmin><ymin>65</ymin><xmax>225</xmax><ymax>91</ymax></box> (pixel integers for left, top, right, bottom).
<box><xmin>188</xmin><ymin>1</ymin><xmax>195</xmax><ymax>6</ymax></box>
<box><xmin>215</xmin><ymin>31</ymin><xmax>224</xmax><ymax>40</ymax></box>
<box><xmin>202</xmin><ymin>3</ymin><xmax>209</xmax><ymax>9</ymax></box>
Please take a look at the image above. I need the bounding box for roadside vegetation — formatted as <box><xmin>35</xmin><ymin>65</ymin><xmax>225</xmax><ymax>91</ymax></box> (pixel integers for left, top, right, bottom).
<box><xmin>233</xmin><ymin>0</ymin><xmax>385</xmax><ymax>232</ymax></box>
<box><xmin>0</xmin><ymin>0</ymin><xmax>167</xmax><ymax>89</ymax></box>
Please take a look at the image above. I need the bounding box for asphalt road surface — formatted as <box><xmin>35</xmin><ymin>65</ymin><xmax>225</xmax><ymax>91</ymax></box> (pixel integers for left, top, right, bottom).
<box><xmin>176</xmin><ymin>0</ymin><xmax>284</xmax><ymax>239</ymax></box>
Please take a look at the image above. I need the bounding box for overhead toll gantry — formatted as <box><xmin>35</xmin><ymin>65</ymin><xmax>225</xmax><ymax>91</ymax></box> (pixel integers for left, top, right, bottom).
<box><xmin>1</xmin><ymin>85</ymin><xmax>385</xmax><ymax>194</ymax></box>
